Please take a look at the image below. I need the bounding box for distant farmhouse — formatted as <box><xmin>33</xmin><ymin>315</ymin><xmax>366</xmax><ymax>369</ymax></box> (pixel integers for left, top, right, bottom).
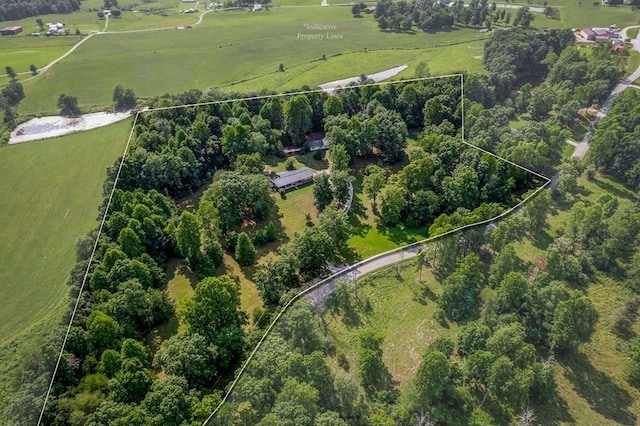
<box><xmin>580</xmin><ymin>27</ymin><xmax>618</xmax><ymax>43</ymax></box>
<box><xmin>45</xmin><ymin>22</ymin><xmax>66</xmax><ymax>36</ymax></box>
<box><xmin>270</xmin><ymin>167</ymin><xmax>315</xmax><ymax>192</ymax></box>
<box><xmin>0</xmin><ymin>26</ymin><xmax>22</xmax><ymax>36</ymax></box>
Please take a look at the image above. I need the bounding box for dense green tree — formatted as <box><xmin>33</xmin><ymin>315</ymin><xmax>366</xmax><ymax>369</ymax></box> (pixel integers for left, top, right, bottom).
<box><xmin>58</xmin><ymin>94</ymin><xmax>81</xmax><ymax>116</ymax></box>
<box><xmin>120</xmin><ymin>338</ymin><xmax>148</xmax><ymax>367</ymax></box>
<box><xmin>175</xmin><ymin>211</ymin><xmax>201</xmax><ymax>268</ymax></box>
<box><xmin>496</xmin><ymin>272</ymin><xmax>528</xmax><ymax>313</ymax></box>
<box><xmin>181</xmin><ymin>275</ymin><xmax>247</xmax><ymax>367</ymax></box>
<box><xmin>379</xmin><ymin>184</ymin><xmax>407</xmax><ymax>225</ymax></box>
<box><xmin>357</xmin><ymin>329</ymin><xmax>387</xmax><ymax>392</ymax></box>
<box><xmin>374</xmin><ymin>107</ymin><xmax>408</xmax><ymax>162</ymax></box>
<box><xmin>234</xmin><ymin>152</ymin><xmax>265</xmax><ymax>175</ymax></box>
<box><xmin>293</xmin><ymin>228</ymin><xmax>333</xmax><ymax>275</ymax></box>
<box><xmin>442</xmin><ymin>165</ymin><xmax>480</xmax><ymax>211</ymax></box>
<box><xmin>110</xmin><ymin>358</ymin><xmax>152</xmax><ymax>403</ymax></box>
<box><xmin>221</xmin><ymin>124</ymin><xmax>265</xmax><ymax>161</ymax></box>
<box><xmin>236</xmin><ymin>232</ymin><xmax>257</xmax><ymax>266</ymax></box>
<box><xmin>362</xmin><ymin>164</ymin><xmax>386</xmax><ymax>209</ymax></box>
<box><xmin>202</xmin><ymin>172</ymin><xmax>274</xmax><ymax>232</ymax></box>
<box><xmin>318</xmin><ymin>205</ymin><xmax>350</xmax><ymax>249</ymax></box>
<box><xmin>488</xmin><ymin>244</ymin><xmax>522</xmax><ymax>288</ymax></box>
<box><xmin>323</xmin><ymin>96</ymin><xmax>343</xmax><ymax>118</ymax></box>
<box><xmin>99</xmin><ymin>349</ymin><xmax>122</xmax><ymax>378</ymax></box>
<box><xmin>112</xmin><ymin>85</ymin><xmax>136</xmax><ymax>111</ymax></box>
<box><xmin>490</xmin><ymin>216</ymin><xmax>525</xmax><ymax>252</ymax></box>
<box><xmin>253</xmin><ymin>256</ymin><xmax>299</xmax><ymax>305</ymax></box>
<box><xmin>142</xmin><ymin>375</ymin><xmax>190</xmax><ymax>426</ymax></box>
<box><xmin>284</xmin><ymin>95</ymin><xmax>313</xmax><ymax>146</ymax></box>
<box><xmin>86</xmin><ymin>311</ymin><xmax>121</xmax><ymax>353</ymax></box>
<box><xmin>522</xmin><ymin>189</ymin><xmax>551</xmax><ymax>235</ymax></box>
<box><xmin>440</xmin><ymin>254</ymin><xmax>485</xmax><ymax>321</ymax></box>
<box><xmin>153</xmin><ymin>333</ymin><xmax>218</xmax><ymax>388</ymax></box>
<box><xmin>313</xmin><ymin>173</ymin><xmax>334</xmax><ymax>212</ymax></box>
<box><xmin>550</xmin><ymin>293</ymin><xmax>597</xmax><ymax>351</ymax></box>
<box><xmin>260</xmin><ymin>97</ymin><xmax>284</xmax><ymax>129</ymax></box>
<box><xmin>117</xmin><ymin>227</ymin><xmax>143</xmax><ymax>258</ymax></box>
<box><xmin>457</xmin><ymin>321</ymin><xmax>492</xmax><ymax>356</ymax></box>
<box><xmin>328</xmin><ymin>143</ymin><xmax>350</xmax><ymax>171</ymax></box>
<box><xmin>487</xmin><ymin>356</ymin><xmax>531</xmax><ymax>411</ymax></box>
<box><xmin>330</xmin><ymin>169</ymin><xmax>353</xmax><ymax>207</ymax></box>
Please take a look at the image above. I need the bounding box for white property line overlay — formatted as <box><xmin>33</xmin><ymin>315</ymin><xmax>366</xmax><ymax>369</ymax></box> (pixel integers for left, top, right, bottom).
<box><xmin>203</xmin><ymin>182</ymin><xmax>551</xmax><ymax>426</ymax></box>
<box><xmin>35</xmin><ymin>74</ymin><xmax>551</xmax><ymax>425</ymax></box>
<box><xmin>202</xmin><ymin>77</ymin><xmax>551</xmax><ymax>424</ymax></box>
<box><xmin>37</xmin><ymin>111</ymin><xmax>141</xmax><ymax>425</ymax></box>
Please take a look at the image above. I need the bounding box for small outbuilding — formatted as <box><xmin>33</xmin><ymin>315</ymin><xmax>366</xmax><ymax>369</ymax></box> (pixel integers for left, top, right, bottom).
<box><xmin>270</xmin><ymin>167</ymin><xmax>315</xmax><ymax>192</ymax></box>
<box><xmin>0</xmin><ymin>26</ymin><xmax>23</xmax><ymax>36</ymax></box>
<box><xmin>308</xmin><ymin>138</ymin><xmax>329</xmax><ymax>151</ymax></box>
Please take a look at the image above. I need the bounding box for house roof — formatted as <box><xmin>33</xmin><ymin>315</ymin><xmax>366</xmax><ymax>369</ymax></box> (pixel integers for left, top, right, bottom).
<box><xmin>308</xmin><ymin>138</ymin><xmax>328</xmax><ymax>150</ymax></box>
<box><xmin>1</xmin><ymin>26</ymin><xmax>22</xmax><ymax>31</ymax></box>
<box><xmin>271</xmin><ymin>167</ymin><xmax>314</xmax><ymax>189</ymax></box>
<box><xmin>582</xmin><ymin>28</ymin><xmax>595</xmax><ymax>36</ymax></box>
<box><xmin>593</xmin><ymin>28</ymin><xmax>610</xmax><ymax>36</ymax></box>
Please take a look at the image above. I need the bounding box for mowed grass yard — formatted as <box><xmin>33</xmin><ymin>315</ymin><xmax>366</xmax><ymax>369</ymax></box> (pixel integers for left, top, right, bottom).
<box><xmin>0</xmin><ymin>120</ymin><xmax>131</xmax><ymax>347</ymax></box>
<box><xmin>18</xmin><ymin>6</ymin><xmax>489</xmax><ymax>115</ymax></box>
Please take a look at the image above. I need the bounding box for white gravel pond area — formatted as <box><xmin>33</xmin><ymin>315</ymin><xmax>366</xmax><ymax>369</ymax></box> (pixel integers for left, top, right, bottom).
<box><xmin>9</xmin><ymin>111</ymin><xmax>132</xmax><ymax>144</ymax></box>
<box><xmin>318</xmin><ymin>64</ymin><xmax>409</xmax><ymax>93</ymax></box>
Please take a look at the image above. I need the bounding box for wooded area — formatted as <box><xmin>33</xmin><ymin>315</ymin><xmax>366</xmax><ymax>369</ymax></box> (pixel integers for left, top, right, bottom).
<box><xmin>3</xmin><ymin>24</ymin><xmax>639</xmax><ymax>425</ymax></box>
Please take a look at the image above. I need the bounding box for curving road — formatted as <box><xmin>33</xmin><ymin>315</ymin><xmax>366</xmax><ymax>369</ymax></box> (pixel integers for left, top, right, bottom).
<box><xmin>570</xmin><ymin>25</ymin><xmax>640</xmax><ymax>159</ymax></box>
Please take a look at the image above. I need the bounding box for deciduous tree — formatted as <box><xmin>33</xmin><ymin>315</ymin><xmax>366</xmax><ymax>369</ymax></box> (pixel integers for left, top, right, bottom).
<box><xmin>235</xmin><ymin>232</ymin><xmax>256</xmax><ymax>266</ymax></box>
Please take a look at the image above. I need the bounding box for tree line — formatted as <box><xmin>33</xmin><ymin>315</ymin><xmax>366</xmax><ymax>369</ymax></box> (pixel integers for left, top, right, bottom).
<box><xmin>0</xmin><ymin>0</ymin><xmax>81</xmax><ymax>21</ymax></box>
<box><xmin>370</xmin><ymin>0</ymin><xmax>535</xmax><ymax>32</ymax></box>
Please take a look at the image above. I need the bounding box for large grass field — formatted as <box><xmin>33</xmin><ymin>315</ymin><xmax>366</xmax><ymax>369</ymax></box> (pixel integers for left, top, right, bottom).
<box><xmin>0</xmin><ymin>120</ymin><xmax>131</xmax><ymax>347</ymax></box>
<box><xmin>17</xmin><ymin>7</ymin><xmax>490</xmax><ymax>115</ymax></box>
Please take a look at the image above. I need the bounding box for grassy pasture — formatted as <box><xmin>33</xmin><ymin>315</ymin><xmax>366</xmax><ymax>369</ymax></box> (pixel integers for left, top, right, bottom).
<box><xmin>0</xmin><ymin>36</ymin><xmax>77</xmax><ymax>76</ymax></box>
<box><xmin>319</xmin><ymin>258</ymin><xmax>458</xmax><ymax>390</ymax></box>
<box><xmin>17</xmin><ymin>7</ymin><xmax>488</xmax><ymax>115</ymax></box>
<box><xmin>0</xmin><ymin>120</ymin><xmax>131</xmax><ymax>347</ymax></box>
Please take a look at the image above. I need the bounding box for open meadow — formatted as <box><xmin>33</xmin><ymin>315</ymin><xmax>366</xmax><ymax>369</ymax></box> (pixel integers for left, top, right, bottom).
<box><xmin>0</xmin><ymin>120</ymin><xmax>131</xmax><ymax>347</ymax></box>
<box><xmin>17</xmin><ymin>6</ymin><xmax>490</xmax><ymax>115</ymax></box>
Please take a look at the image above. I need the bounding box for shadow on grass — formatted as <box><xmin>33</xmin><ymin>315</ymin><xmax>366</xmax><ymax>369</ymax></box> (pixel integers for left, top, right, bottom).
<box><xmin>531</xmin><ymin>227</ymin><xmax>554</xmax><ymax>251</ymax></box>
<box><xmin>536</xmin><ymin>394</ymin><xmax>575</xmax><ymax>425</ymax></box>
<box><xmin>167</xmin><ymin>259</ymin><xmax>198</xmax><ymax>290</ymax></box>
<box><xmin>377</xmin><ymin>224</ymin><xmax>426</xmax><ymax>246</ymax></box>
<box><xmin>561</xmin><ymin>351</ymin><xmax>636</xmax><ymax>425</ymax></box>
<box><xmin>591</xmin><ymin>175</ymin><xmax>637</xmax><ymax>201</ymax></box>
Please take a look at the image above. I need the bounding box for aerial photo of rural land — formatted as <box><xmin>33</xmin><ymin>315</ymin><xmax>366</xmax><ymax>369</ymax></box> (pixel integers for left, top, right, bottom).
<box><xmin>1</xmin><ymin>0</ymin><xmax>640</xmax><ymax>424</ymax></box>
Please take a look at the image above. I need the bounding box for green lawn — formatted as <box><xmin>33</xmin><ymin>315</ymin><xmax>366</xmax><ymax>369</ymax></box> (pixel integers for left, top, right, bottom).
<box><xmin>629</xmin><ymin>27</ymin><xmax>640</xmax><ymax>40</ymax></box>
<box><xmin>0</xmin><ymin>120</ymin><xmax>131</xmax><ymax>347</ymax></box>
<box><xmin>18</xmin><ymin>7</ymin><xmax>488</xmax><ymax>115</ymax></box>
<box><xmin>626</xmin><ymin>50</ymin><xmax>640</xmax><ymax>77</ymax></box>
<box><xmin>274</xmin><ymin>183</ymin><xmax>318</xmax><ymax>238</ymax></box>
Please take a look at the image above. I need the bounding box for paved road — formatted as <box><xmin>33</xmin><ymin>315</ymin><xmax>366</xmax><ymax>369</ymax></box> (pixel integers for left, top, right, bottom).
<box><xmin>568</xmin><ymin>26</ymin><xmax>640</xmax><ymax>159</ymax></box>
<box><xmin>318</xmin><ymin>64</ymin><xmax>409</xmax><ymax>93</ymax></box>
